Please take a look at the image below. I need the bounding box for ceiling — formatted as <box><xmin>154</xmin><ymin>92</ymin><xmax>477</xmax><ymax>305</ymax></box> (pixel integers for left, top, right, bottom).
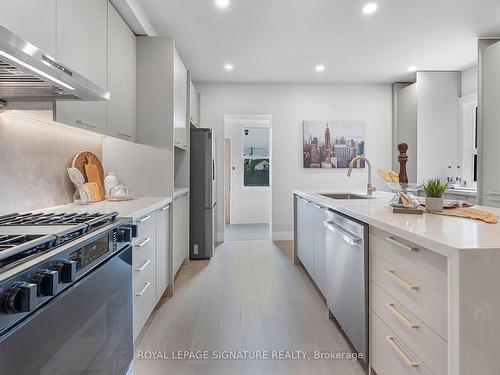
<box><xmin>138</xmin><ymin>0</ymin><xmax>500</xmax><ymax>83</ymax></box>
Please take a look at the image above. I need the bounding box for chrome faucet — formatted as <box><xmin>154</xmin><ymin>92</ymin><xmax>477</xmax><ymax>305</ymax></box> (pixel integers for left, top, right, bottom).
<box><xmin>347</xmin><ymin>155</ymin><xmax>376</xmax><ymax>196</ymax></box>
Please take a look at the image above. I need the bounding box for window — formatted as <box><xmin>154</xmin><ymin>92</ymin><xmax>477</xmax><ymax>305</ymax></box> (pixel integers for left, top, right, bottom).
<box><xmin>242</xmin><ymin>128</ymin><xmax>270</xmax><ymax>187</ymax></box>
<box><xmin>459</xmin><ymin>94</ymin><xmax>478</xmax><ymax>186</ymax></box>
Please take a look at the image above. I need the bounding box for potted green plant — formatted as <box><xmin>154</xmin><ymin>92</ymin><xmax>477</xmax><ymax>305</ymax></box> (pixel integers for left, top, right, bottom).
<box><xmin>423</xmin><ymin>179</ymin><xmax>448</xmax><ymax>212</ymax></box>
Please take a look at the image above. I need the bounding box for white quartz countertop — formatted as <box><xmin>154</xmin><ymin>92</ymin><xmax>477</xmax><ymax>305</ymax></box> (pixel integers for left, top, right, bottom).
<box><xmin>445</xmin><ymin>188</ymin><xmax>477</xmax><ymax>197</ymax></box>
<box><xmin>28</xmin><ymin>197</ymin><xmax>172</xmax><ymax>221</ymax></box>
<box><xmin>294</xmin><ymin>190</ymin><xmax>500</xmax><ymax>256</ymax></box>
<box><xmin>173</xmin><ymin>187</ymin><xmax>189</xmax><ymax>198</ymax></box>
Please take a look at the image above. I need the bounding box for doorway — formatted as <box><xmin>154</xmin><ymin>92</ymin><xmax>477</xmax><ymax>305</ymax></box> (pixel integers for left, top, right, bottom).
<box><xmin>223</xmin><ymin>114</ymin><xmax>272</xmax><ymax>241</ymax></box>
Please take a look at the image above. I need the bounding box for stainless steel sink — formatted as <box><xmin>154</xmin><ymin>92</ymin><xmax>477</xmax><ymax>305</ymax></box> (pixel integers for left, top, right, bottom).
<box><xmin>319</xmin><ymin>193</ymin><xmax>371</xmax><ymax>200</ymax></box>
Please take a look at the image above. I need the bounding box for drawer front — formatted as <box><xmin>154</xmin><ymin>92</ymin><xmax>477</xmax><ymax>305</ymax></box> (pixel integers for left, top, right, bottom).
<box><xmin>133</xmin><ymin>246</ymin><xmax>156</xmax><ymax>288</ymax></box>
<box><xmin>133</xmin><ymin>275</ymin><xmax>157</xmax><ymax>341</ymax></box>
<box><xmin>371</xmin><ymin>282</ymin><xmax>447</xmax><ymax>375</ymax></box>
<box><xmin>371</xmin><ymin>253</ymin><xmax>447</xmax><ymax>340</ymax></box>
<box><xmin>134</xmin><ymin>211</ymin><xmax>156</xmax><ymax>240</ymax></box>
<box><xmin>133</xmin><ymin>234</ymin><xmax>156</xmax><ymax>267</ymax></box>
<box><xmin>371</xmin><ymin>228</ymin><xmax>447</xmax><ymax>295</ymax></box>
<box><xmin>371</xmin><ymin>311</ymin><xmax>434</xmax><ymax>375</ymax></box>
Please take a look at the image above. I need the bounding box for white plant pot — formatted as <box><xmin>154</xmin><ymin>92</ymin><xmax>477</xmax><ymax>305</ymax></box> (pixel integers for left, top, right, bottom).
<box><xmin>425</xmin><ymin>197</ymin><xmax>444</xmax><ymax>212</ymax></box>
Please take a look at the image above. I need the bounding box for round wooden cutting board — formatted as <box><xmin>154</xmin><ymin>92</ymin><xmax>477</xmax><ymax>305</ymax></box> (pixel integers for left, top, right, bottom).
<box><xmin>71</xmin><ymin>151</ymin><xmax>104</xmax><ymax>183</ymax></box>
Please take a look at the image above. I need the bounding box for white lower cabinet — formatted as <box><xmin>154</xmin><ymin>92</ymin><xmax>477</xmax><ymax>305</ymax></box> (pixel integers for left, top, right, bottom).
<box><xmin>370</xmin><ymin>229</ymin><xmax>448</xmax><ymax>375</ymax></box>
<box><xmin>156</xmin><ymin>204</ymin><xmax>170</xmax><ymax>302</ymax></box>
<box><xmin>371</xmin><ymin>310</ymin><xmax>434</xmax><ymax>375</ymax></box>
<box><xmin>296</xmin><ymin>197</ymin><xmax>314</xmax><ymax>276</ymax></box>
<box><xmin>296</xmin><ymin>196</ymin><xmax>327</xmax><ymax>296</ymax></box>
<box><xmin>312</xmin><ymin>204</ymin><xmax>327</xmax><ymax>297</ymax></box>
<box><xmin>173</xmin><ymin>192</ymin><xmax>189</xmax><ymax>276</ymax></box>
<box><xmin>133</xmin><ymin>205</ymin><xmax>170</xmax><ymax>341</ymax></box>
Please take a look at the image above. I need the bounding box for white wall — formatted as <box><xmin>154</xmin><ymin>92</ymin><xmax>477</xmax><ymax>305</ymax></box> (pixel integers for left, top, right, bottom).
<box><xmin>225</xmin><ymin>119</ymin><xmax>271</xmax><ymax>224</ymax></box>
<box><xmin>198</xmin><ymin>83</ymin><xmax>392</xmax><ymax>240</ymax></box>
<box><xmin>461</xmin><ymin>65</ymin><xmax>478</xmax><ymax>97</ymax></box>
<box><xmin>102</xmin><ymin>136</ymin><xmax>173</xmax><ymax>197</ymax></box>
<box><xmin>416</xmin><ymin>72</ymin><xmax>461</xmax><ymax>182</ymax></box>
<box><xmin>0</xmin><ymin>111</ymin><xmax>102</xmax><ymax>215</ymax></box>
<box><xmin>395</xmin><ymin>83</ymin><xmax>418</xmax><ymax>182</ymax></box>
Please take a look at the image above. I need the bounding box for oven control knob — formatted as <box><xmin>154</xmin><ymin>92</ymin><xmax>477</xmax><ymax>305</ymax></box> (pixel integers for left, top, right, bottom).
<box><xmin>53</xmin><ymin>261</ymin><xmax>77</xmax><ymax>283</ymax></box>
<box><xmin>3</xmin><ymin>282</ymin><xmax>37</xmax><ymax>314</ymax></box>
<box><xmin>33</xmin><ymin>270</ymin><xmax>59</xmax><ymax>296</ymax></box>
<box><xmin>116</xmin><ymin>228</ymin><xmax>131</xmax><ymax>243</ymax></box>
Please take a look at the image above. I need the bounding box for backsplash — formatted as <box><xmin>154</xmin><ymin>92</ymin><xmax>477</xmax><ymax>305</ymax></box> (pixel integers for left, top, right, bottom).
<box><xmin>0</xmin><ymin>111</ymin><xmax>103</xmax><ymax>215</ymax></box>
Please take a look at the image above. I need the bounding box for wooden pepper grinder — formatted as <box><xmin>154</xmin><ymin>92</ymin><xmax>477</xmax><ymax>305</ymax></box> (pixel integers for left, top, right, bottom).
<box><xmin>398</xmin><ymin>143</ymin><xmax>409</xmax><ymax>183</ymax></box>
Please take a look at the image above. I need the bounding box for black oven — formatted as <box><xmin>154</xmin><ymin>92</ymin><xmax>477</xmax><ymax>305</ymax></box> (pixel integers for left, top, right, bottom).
<box><xmin>0</xmin><ymin>220</ymin><xmax>134</xmax><ymax>375</ymax></box>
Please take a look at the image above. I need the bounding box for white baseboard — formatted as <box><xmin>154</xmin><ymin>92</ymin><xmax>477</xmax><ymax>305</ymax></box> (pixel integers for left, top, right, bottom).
<box><xmin>272</xmin><ymin>231</ymin><xmax>293</xmax><ymax>241</ymax></box>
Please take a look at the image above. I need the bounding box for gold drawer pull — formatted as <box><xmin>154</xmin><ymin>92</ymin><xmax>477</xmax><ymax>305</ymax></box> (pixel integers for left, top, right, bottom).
<box><xmin>387</xmin><ymin>303</ymin><xmax>419</xmax><ymax>329</ymax></box>
<box><xmin>385</xmin><ymin>236</ymin><xmax>419</xmax><ymax>252</ymax></box>
<box><xmin>386</xmin><ymin>336</ymin><xmax>419</xmax><ymax>368</ymax></box>
<box><xmin>386</xmin><ymin>270</ymin><xmax>419</xmax><ymax>290</ymax></box>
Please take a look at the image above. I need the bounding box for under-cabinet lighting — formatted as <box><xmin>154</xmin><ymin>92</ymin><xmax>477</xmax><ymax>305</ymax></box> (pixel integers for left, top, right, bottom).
<box><xmin>0</xmin><ymin>49</ymin><xmax>75</xmax><ymax>91</ymax></box>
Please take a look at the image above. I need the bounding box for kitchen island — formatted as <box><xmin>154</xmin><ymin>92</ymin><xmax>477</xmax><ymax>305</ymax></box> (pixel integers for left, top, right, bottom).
<box><xmin>293</xmin><ymin>190</ymin><xmax>500</xmax><ymax>375</ymax></box>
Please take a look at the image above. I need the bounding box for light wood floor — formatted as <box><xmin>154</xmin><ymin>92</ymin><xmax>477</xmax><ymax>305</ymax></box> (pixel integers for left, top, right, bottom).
<box><xmin>134</xmin><ymin>240</ymin><xmax>365</xmax><ymax>375</ymax></box>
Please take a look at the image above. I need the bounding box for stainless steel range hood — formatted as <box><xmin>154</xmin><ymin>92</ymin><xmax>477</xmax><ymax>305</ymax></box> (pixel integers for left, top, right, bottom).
<box><xmin>0</xmin><ymin>25</ymin><xmax>110</xmax><ymax>106</ymax></box>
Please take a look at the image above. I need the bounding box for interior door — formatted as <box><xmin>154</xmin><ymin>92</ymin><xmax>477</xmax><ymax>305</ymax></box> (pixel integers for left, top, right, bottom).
<box><xmin>224</xmin><ymin>138</ymin><xmax>231</xmax><ymax>224</ymax></box>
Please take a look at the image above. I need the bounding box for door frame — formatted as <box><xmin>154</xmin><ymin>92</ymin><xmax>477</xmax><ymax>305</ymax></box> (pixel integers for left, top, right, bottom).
<box><xmin>223</xmin><ymin>114</ymin><xmax>272</xmax><ymax>236</ymax></box>
<box><xmin>224</xmin><ymin>137</ymin><xmax>231</xmax><ymax>224</ymax></box>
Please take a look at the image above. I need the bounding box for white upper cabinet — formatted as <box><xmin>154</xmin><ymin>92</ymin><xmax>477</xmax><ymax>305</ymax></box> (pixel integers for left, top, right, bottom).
<box><xmin>189</xmin><ymin>80</ymin><xmax>200</xmax><ymax>127</ymax></box>
<box><xmin>479</xmin><ymin>40</ymin><xmax>500</xmax><ymax>207</ymax></box>
<box><xmin>107</xmin><ymin>2</ymin><xmax>136</xmax><ymax>142</ymax></box>
<box><xmin>0</xmin><ymin>0</ymin><xmax>57</xmax><ymax>56</ymax></box>
<box><xmin>55</xmin><ymin>0</ymin><xmax>108</xmax><ymax>133</ymax></box>
<box><xmin>174</xmin><ymin>50</ymin><xmax>188</xmax><ymax>149</ymax></box>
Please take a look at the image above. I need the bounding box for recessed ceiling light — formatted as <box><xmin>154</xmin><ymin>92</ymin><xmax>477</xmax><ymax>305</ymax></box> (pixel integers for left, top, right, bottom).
<box><xmin>224</xmin><ymin>63</ymin><xmax>234</xmax><ymax>71</ymax></box>
<box><xmin>362</xmin><ymin>3</ymin><xmax>378</xmax><ymax>15</ymax></box>
<box><xmin>315</xmin><ymin>65</ymin><xmax>325</xmax><ymax>72</ymax></box>
<box><xmin>408</xmin><ymin>65</ymin><xmax>418</xmax><ymax>72</ymax></box>
<box><xmin>215</xmin><ymin>0</ymin><xmax>230</xmax><ymax>9</ymax></box>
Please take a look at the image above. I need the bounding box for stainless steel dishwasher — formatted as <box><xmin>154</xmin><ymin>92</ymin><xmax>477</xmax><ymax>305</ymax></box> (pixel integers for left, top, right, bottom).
<box><xmin>324</xmin><ymin>210</ymin><xmax>368</xmax><ymax>368</ymax></box>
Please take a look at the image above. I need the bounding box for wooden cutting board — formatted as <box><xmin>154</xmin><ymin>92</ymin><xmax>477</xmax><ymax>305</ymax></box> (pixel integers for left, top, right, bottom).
<box><xmin>426</xmin><ymin>207</ymin><xmax>498</xmax><ymax>224</ymax></box>
<box><xmin>84</xmin><ymin>182</ymin><xmax>101</xmax><ymax>203</ymax></box>
<box><xmin>84</xmin><ymin>156</ymin><xmax>104</xmax><ymax>201</ymax></box>
<box><xmin>71</xmin><ymin>151</ymin><xmax>104</xmax><ymax>184</ymax></box>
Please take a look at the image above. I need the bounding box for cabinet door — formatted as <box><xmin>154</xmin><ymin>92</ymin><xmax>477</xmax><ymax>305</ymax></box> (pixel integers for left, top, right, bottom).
<box><xmin>189</xmin><ymin>81</ymin><xmax>199</xmax><ymax>126</ymax></box>
<box><xmin>296</xmin><ymin>197</ymin><xmax>314</xmax><ymax>276</ymax></box>
<box><xmin>313</xmin><ymin>205</ymin><xmax>327</xmax><ymax>296</ymax></box>
<box><xmin>55</xmin><ymin>0</ymin><xmax>107</xmax><ymax>133</ymax></box>
<box><xmin>0</xmin><ymin>0</ymin><xmax>56</xmax><ymax>56</ymax></box>
<box><xmin>480</xmin><ymin>40</ymin><xmax>500</xmax><ymax>206</ymax></box>
<box><xmin>183</xmin><ymin>194</ymin><xmax>190</xmax><ymax>261</ymax></box>
<box><xmin>107</xmin><ymin>3</ymin><xmax>136</xmax><ymax>142</ymax></box>
<box><xmin>174</xmin><ymin>50</ymin><xmax>188</xmax><ymax>148</ymax></box>
<box><xmin>156</xmin><ymin>205</ymin><xmax>169</xmax><ymax>301</ymax></box>
<box><xmin>173</xmin><ymin>196</ymin><xmax>184</xmax><ymax>275</ymax></box>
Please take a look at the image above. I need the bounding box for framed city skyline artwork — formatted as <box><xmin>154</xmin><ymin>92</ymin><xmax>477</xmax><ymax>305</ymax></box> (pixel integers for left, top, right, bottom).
<box><xmin>303</xmin><ymin>121</ymin><xmax>366</xmax><ymax>169</ymax></box>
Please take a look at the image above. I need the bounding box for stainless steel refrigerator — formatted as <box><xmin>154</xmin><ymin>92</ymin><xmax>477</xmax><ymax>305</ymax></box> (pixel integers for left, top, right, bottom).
<box><xmin>190</xmin><ymin>128</ymin><xmax>217</xmax><ymax>259</ymax></box>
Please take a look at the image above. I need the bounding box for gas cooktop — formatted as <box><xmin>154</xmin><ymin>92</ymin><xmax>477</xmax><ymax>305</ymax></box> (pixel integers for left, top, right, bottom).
<box><xmin>0</xmin><ymin>211</ymin><xmax>118</xmax><ymax>271</ymax></box>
